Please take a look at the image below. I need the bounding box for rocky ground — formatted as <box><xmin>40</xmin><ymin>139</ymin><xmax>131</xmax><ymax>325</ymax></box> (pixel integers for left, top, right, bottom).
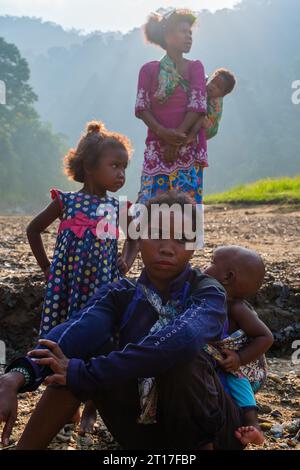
<box><xmin>0</xmin><ymin>204</ymin><xmax>300</xmax><ymax>451</ymax></box>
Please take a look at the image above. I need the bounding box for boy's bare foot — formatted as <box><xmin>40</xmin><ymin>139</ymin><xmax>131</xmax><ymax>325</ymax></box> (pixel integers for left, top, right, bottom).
<box><xmin>235</xmin><ymin>426</ymin><xmax>264</xmax><ymax>446</ymax></box>
<box><xmin>79</xmin><ymin>400</ymin><xmax>97</xmax><ymax>436</ymax></box>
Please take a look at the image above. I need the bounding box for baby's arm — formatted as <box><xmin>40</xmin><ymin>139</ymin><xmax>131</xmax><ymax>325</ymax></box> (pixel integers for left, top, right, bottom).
<box><xmin>119</xmin><ymin>239</ymin><xmax>139</xmax><ymax>275</ymax></box>
<box><xmin>26</xmin><ymin>198</ymin><xmax>62</xmax><ymax>279</ymax></box>
<box><xmin>188</xmin><ymin>97</ymin><xmax>223</xmax><ymax>142</ymax></box>
<box><xmin>163</xmin><ymin>111</ymin><xmax>205</xmax><ymax>161</ymax></box>
<box><xmin>229</xmin><ymin>302</ymin><xmax>274</xmax><ymax>366</ymax></box>
<box><xmin>185</xmin><ymin>116</ymin><xmax>207</xmax><ymax>144</ymax></box>
<box><xmin>177</xmin><ymin>112</ymin><xmax>205</xmax><ymax>136</ymax></box>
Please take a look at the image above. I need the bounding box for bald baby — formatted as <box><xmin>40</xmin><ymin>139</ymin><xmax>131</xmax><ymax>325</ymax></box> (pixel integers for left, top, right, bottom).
<box><xmin>203</xmin><ymin>245</ymin><xmax>270</xmax><ymax>447</ymax></box>
<box><xmin>204</xmin><ymin>245</ymin><xmax>265</xmax><ymax>301</ymax></box>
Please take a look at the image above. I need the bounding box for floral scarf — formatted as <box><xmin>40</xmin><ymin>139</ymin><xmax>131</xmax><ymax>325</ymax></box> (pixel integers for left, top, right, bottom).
<box><xmin>154</xmin><ymin>54</ymin><xmax>190</xmax><ymax>104</ymax></box>
<box><xmin>137</xmin><ymin>283</ymin><xmax>186</xmax><ymax>425</ymax></box>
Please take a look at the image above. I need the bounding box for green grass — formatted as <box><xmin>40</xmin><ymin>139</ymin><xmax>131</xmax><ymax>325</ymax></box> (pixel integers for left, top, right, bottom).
<box><xmin>204</xmin><ymin>175</ymin><xmax>300</xmax><ymax>205</ymax></box>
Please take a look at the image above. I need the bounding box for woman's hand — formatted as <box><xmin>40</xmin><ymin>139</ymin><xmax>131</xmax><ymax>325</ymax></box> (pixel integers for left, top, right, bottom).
<box><xmin>185</xmin><ymin>133</ymin><xmax>197</xmax><ymax>145</ymax></box>
<box><xmin>157</xmin><ymin>128</ymin><xmax>186</xmax><ymax>146</ymax></box>
<box><xmin>219</xmin><ymin>349</ymin><xmax>241</xmax><ymax>372</ymax></box>
<box><xmin>164</xmin><ymin>145</ymin><xmax>180</xmax><ymax>164</ymax></box>
<box><xmin>28</xmin><ymin>340</ymin><xmax>69</xmax><ymax>387</ymax></box>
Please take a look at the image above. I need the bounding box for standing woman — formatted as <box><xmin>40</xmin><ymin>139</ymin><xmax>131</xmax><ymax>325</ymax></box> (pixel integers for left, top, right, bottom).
<box><xmin>135</xmin><ymin>9</ymin><xmax>207</xmax><ymax>206</ymax></box>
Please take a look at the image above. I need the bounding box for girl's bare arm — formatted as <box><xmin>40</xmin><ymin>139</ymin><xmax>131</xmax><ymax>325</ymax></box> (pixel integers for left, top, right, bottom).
<box><xmin>118</xmin><ymin>210</ymin><xmax>140</xmax><ymax>274</ymax></box>
<box><xmin>26</xmin><ymin>198</ymin><xmax>62</xmax><ymax>274</ymax></box>
<box><xmin>120</xmin><ymin>239</ymin><xmax>139</xmax><ymax>274</ymax></box>
<box><xmin>186</xmin><ymin>116</ymin><xmax>207</xmax><ymax>143</ymax></box>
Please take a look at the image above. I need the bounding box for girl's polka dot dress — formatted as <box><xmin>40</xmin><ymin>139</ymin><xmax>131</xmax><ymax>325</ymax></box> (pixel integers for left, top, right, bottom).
<box><xmin>40</xmin><ymin>189</ymin><xmax>120</xmax><ymax>337</ymax></box>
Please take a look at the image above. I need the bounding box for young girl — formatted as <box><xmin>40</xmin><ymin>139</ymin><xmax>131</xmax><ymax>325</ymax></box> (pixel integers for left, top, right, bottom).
<box><xmin>135</xmin><ymin>9</ymin><xmax>207</xmax><ymax>206</ymax></box>
<box><xmin>26</xmin><ymin>120</ymin><xmax>136</xmax><ymax>438</ymax></box>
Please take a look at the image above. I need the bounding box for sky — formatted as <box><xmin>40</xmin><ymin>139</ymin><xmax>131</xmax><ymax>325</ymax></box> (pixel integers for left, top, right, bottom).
<box><xmin>0</xmin><ymin>0</ymin><xmax>241</xmax><ymax>33</ymax></box>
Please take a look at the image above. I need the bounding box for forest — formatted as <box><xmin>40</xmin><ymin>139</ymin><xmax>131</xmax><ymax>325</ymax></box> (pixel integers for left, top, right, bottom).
<box><xmin>0</xmin><ymin>0</ymin><xmax>300</xmax><ymax>209</ymax></box>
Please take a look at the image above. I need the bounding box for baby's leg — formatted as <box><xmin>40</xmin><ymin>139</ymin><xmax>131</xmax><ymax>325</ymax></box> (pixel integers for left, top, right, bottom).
<box><xmin>243</xmin><ymin>406</ymin><xmax>260</xmax><ymax>427</ymax></box>
<box><xmin>225</xmin><ymin>374</ymin><xmax>264</xmax><ymax>446</ymax></box>
<box><xmin>235</xmin><ymin>406</ymin><xmax>264</xmax><ymax>446</ymax></box>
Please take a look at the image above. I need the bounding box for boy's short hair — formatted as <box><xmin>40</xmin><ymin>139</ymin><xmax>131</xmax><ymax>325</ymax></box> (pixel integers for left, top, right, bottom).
<box><xmin>142</xmin><ymin>190</ymin><xmax>198</xmax><ymax>236</ymax></box>
<box><xmin>213</xmin><ymin>68</ymin><xmax>236</xmax><ymax>95</ymax></box>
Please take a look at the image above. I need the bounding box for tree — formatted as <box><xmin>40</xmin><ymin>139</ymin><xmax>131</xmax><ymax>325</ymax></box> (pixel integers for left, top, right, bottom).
<box><xmin>0</xmin><ymin>37</ymin><xmax>68</xmax><ymax>210</ymax></box>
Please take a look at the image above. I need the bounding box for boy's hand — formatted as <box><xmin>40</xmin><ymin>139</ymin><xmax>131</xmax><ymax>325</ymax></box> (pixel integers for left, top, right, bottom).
<box><xmin>28</xmin><ymin>340</ymin><xmax>69</xmax><ymax>386</ymax></box>
<box><xmin>117</xmin><ymin>253</ymin><xmax>129</xmax><ymax>275</ymax></box>
<box><xmin>0</xmin><ymin>373</ymin><xmax>22</xmax><ymax>446</ymax></box>
<box><xmin>219</xmin><ymin>349</ymin><xmax>241</xmax><ymax>372</ymax></box>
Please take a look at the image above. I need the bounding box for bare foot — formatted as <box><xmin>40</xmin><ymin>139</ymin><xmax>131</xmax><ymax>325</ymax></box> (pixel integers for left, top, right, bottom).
<box><xmin>79</xmin><ymin>401</ymin><xmax>97</xmax><ymax>436</ymax></box>
<box><xmin>235</xmin><ymin>426</ymin><xmax>264</xmax><ymax>446</ymax></box>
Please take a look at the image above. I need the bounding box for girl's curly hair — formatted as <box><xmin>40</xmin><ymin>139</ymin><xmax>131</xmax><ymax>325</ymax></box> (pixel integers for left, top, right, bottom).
<box><xmin>144</xmin><ymin>9</ymin><xmax>197</xmax><ymax>50</ymax></box>
<box><xmin>63</xmin><ymin>120</ymin><xmax>132</xmax><ymax>183</ymax></box>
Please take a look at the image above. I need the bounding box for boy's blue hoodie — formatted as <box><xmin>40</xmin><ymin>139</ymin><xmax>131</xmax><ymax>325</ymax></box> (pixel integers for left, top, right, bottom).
<box><xmin>7</xmin><ymin>266</ymin><xmax>227</xmax><ymax>402</ymax></box>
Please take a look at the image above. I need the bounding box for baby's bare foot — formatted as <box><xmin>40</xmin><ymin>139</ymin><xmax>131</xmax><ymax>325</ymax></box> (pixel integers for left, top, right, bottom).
<box><xmin>235</xmin><ymin>426</ymin><xmax>264</xmax><ymax>446</ymax></box>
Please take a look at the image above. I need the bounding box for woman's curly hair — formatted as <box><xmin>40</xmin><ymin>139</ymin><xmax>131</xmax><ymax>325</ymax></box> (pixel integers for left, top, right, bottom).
<box><xmin>63</xmin><ymin>121</ymin><xmax>132</xmax><ymax>183</ymax></box>
<box><xmin>144</xmin><ymin>9</ymin><xmax>197</xmax><ymax>50</ymax></box>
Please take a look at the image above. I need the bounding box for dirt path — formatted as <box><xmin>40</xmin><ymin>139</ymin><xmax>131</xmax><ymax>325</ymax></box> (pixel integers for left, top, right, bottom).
<box><xmin>1</xmin><ymin>204</ymin><xmax>299</xmax><ymax>286</ymax></box>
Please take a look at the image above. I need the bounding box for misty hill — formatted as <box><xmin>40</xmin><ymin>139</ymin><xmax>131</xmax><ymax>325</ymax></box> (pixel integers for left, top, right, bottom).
<box><xmin>1</xmin><ymin>0</ymin><xmax>300</xmax><ymax>206</ymax></box>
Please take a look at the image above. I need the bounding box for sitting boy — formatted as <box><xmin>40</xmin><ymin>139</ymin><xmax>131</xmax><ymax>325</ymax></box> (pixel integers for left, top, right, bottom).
<box><xmin>1</xmin><ymin>191</ymin><xmax>244</xmax><ymax>450</ymax></box>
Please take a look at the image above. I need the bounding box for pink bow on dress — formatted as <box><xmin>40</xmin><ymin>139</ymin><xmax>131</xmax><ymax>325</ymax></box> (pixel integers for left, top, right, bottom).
<box><xmin>58</xmin><ymin>212</ymin><xmax>119</xmax><ymax>239</ymax></box>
